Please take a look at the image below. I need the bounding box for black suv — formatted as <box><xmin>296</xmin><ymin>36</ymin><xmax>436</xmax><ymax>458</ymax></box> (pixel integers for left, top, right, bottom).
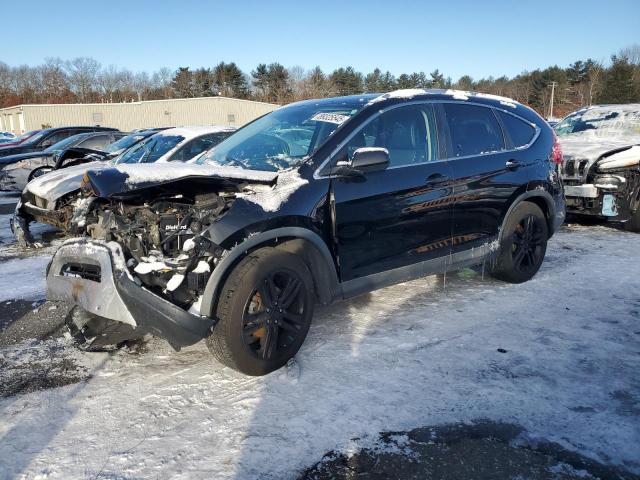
<box><xmin>46</xmin><ymin>89</ymin><xmax>565</xmax><ymax>375</ymax></box>
<box><xmin>0</xmin><ymin>126</ymin><xmax>118</xmax><ymax>158</ymax></box>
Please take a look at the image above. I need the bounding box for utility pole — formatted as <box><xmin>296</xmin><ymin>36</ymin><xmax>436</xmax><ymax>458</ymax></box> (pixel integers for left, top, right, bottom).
<box><xmin>548</xmin><ymin>81</ymin><xmax>557</xmax><ymax>120</ymax></box>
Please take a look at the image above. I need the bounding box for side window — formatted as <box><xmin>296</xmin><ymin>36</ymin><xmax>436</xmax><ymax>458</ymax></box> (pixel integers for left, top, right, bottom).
<box><xmin>169</xmin><ymin>133</ymin><xmax>220</xmax><ymax>162</ymax></box>
<box><xmin>40</xmin><ymin>131</ymin><xmax>71</xmax><ymax>147</ymax></box>
<box><xmin>339</xmin><ymin>104</ymin><xmax>438</xmax><ymax>168</ymax></box>
<box><xmin>78</xmin><ymin>134</ymin><xmax>111</xmax><ymax>150</ymax></box>
<box><xmin>496</xmin><ymin>110</ymin><xmax>535</xmax><ymax>148</ymax></box>
<box><xmin>443</xmin><ymin>103</ymin><xmax>505</xmax><ymax>157</ymax></box>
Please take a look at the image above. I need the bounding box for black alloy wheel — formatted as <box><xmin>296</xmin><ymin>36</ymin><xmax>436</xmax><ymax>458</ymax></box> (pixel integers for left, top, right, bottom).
<box><xmin>491</xmin><ymin>202</ymin><xmax>548</xmax><ymax>283</ymax></box>
<box><xmin>511</xmin><ymin>215</ymin><xmax>546</xmax><ymax>274</ymax></box>
<box><xmin>242</xmin><ymin>270</ymin><xmax>307</xmax><ymax>360</ymax></box>
<box><xmin>206</xmin><ymin>247</ymin><xmax>314</xmax><ymax>375</ymax></box>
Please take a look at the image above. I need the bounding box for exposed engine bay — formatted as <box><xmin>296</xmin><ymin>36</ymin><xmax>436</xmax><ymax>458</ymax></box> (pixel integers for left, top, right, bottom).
<box><xmin>85</xmin><ymin>190</ymin><xmax>234</xmax><ymax>308</ymax></box>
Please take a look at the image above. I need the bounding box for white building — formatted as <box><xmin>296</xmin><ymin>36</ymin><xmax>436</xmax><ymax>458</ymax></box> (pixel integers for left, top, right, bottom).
<box><xmin>0</xmin><ymin>96</ymin><xmax>278</xmax><ymax>134</ymax></box>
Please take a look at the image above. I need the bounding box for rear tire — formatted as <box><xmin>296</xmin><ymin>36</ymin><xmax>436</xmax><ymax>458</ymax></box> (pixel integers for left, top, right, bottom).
<box><xmin>205</xmin><ymin>247</ymin><xmax>315</xmax><ymax>376</ymax></box>
<box><xmin>491</xmin><ymin>202</ymin><xmax>548</xmax><ymax>284</ymax></box>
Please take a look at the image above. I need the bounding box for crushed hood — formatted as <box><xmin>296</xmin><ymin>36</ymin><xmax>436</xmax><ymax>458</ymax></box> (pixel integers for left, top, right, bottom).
<box><xmin>558</xmin><ymin>134</ymin><xmax>640</xmax><ymax>178</ymax></box>
<box><xmin>85</xmin><ymin>163</ymin><xmax>278</xmax><ymax>199</ymax></box>
<box><xmin>559</xmin><ymin>134</ymin><xmax>640</xmax><ymax>162</ymax></box>
<box><xmin>25</xmin><ymin>161</ymin><xmax>109</xmax><ymax>206</ymax></box>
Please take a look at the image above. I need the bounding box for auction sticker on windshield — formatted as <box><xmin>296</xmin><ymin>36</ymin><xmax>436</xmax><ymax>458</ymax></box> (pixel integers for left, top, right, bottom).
<box><xmin>311</xmin><ymin>112</ymin><xmax>350</xmax><ymax>124</ymax></box>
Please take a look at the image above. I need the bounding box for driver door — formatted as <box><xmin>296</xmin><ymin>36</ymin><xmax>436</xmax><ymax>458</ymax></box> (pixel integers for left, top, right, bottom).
<box><xmin>330</xmin><ymin>103</ymin><xmax>455</xmax><ymax>286</ymax></box>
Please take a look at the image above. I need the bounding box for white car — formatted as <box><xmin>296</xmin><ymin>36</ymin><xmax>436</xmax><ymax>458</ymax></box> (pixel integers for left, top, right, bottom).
<box><xmin>13</xmin><ymin>126</ymin><xmax>237</xmax><ymax>245</ymax></box>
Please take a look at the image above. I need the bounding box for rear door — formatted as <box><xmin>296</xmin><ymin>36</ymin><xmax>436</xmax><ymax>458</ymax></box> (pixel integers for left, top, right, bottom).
<box><xmin>441</xmin><ymin>102</ymin><xmax>533</xmax><ymax>254</ymax></box>
<box><xmin>330</xmin><ymin>103</ymin><xmax>455</xmax><ymax>283</ymax></box>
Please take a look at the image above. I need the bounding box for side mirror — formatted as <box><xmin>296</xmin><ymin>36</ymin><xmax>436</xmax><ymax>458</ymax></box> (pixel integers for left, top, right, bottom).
<box><xmin>350</xmin><ymin>147</ymin><xmax>390</xmax><ymax>171</ymax></box>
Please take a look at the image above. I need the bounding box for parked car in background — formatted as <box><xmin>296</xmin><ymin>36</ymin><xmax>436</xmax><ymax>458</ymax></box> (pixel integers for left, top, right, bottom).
<box><xmin>0</xmin><ymin>132</ymin><xmax>16</xmax><ymax>144</ymax></box>
<box><xmin>13</xmin><ymin>126</ymin><xmax>236</xmax><ymax>243</ymax></box>
<box><xmin>0</xmin><ymin>131</ymin><xmax>126</xmax><ymax>192</ymax></box>
<box><xmin>556</xmin><ymin>104</ymin><xmax>640</xmax><ymax>231</ymax></box>
<box><xmin>43</xmin><ymin>89</ymin><xmax>564</xmax><ymax>375</ymax></box>
<box><xmin>0</xmin><ymin>129</ymin><xmax>42</xmax><ymax>148</ymax></box>
<box><xmin>24</xmin><ymin>128</ymin><xmax>169</xmax><ymax>183</ymax></box>
<box><xmin>0</xmin><ymin>126</ymin><xmax>118</xmax><ymax>158</ymax></box>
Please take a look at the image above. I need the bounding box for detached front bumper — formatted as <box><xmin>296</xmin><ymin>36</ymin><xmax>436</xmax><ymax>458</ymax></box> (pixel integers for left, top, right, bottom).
<box><xmin>46</xmin><ymin>239</ymin><xmax>215</xmax><ymax>350</ymax></box>
<box><xmin>562</xmin><ymin>173</ymin><xmax>639</xmax><ymax>220</ymax></box>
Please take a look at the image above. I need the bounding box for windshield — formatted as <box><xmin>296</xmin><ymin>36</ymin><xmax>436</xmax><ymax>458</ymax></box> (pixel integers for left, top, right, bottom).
<box><xmin>44</xmin><ymin>133</ymin><xmax>91</xmax><ymax>153</ymax></box>
<box><xmin>114</xmin><ymin>134</ymin><xmax>184</xmax><ymax>164</ymax></box>
<box><xmin>105</xmin><ymin>133</ymin><xmax>147</xmax><ymax>153</ymax></box>
<box><xmin>555</xmin><ymin>108</ymin><xmax>640</xmax><ymax>138</ymax></box>
<box><xmin>10</xmin><ymin>130</ymin><xmax>42</xmax><ymax>144</ymax></box>
<box><xmin>197</xmin><ymin>98</ymin><xmax>369</xmax><ymax>171</ymax></box>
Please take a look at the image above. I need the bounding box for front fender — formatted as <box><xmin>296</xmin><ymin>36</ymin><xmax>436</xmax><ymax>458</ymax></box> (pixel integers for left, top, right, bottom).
<box><xmin>199</xmin><ymin>226</ymin><xmax>339</xmax><ymax>318</ymax></box>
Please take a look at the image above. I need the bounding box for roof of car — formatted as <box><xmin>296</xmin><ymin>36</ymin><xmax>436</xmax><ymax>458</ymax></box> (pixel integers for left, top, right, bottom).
<box><xmin>39</xmin><ymin>126</ymin><xmax>118</xmax><ymax>134</ymax></box>
<box><xmin>153</xmin><ymin>125</ymin><xmax>237</xmax><ymax>141</ymax></box>
<box><xmin>290</xmin><ymin>89</ymin><xmax>528</xmax><ymax>116</ymax></box>
<box><xmin>568</xmin><ymin>104</ymin><xmax>640</xmax><ymax>115</ymax></box>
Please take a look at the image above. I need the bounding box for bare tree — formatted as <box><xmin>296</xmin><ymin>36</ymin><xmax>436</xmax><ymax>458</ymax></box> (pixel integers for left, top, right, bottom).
<box><xmin>66</xmin><ymin>57</ymin><xmax>101</xmax><ymax>102</ymax></box>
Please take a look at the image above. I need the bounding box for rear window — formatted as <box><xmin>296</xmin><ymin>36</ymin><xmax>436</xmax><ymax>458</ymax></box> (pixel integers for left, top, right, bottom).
<box><xmin>443</xmin><ymin>103</ymin><xmax>504</xmax><ymax>157</ymax></box>
<box><xmin>497</xmin><ymin>111</ymin><xmax>535</xmax><ymax>148</ymax></box>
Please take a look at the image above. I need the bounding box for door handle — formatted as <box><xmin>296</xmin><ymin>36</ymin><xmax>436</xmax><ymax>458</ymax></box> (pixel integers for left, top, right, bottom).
<box><xmin>505</xmin><ymin>159</ymin><xmax>520</xmax><ymax>170</ymax></box>
<box><xmin>425</xmin><ymin>173</ymin><xmax>450</xmax><ymax>185</ymax></box>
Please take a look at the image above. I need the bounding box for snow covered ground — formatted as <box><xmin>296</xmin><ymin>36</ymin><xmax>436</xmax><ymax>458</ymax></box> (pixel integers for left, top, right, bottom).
<box><xmin>0</xmin><ymin>223</ymin><xmax>639</xmax><ymax>479</ymax></box>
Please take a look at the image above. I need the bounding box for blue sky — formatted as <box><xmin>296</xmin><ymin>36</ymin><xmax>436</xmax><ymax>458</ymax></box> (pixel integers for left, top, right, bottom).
<box><xmin>4</xmin><ymin>0</ymin><xmax>639</xmax><ymax>80</ymax></box>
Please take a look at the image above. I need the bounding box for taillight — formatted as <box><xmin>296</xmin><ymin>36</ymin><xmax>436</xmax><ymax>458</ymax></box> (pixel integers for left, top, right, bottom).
<box><xmin>551</xmin><ymin>133</ymin><xmax>563</xmax><ymax>165</ymax></box>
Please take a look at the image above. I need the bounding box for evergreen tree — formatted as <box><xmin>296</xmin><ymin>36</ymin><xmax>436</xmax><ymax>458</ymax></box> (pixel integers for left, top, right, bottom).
<box><xmin>329</xmin><ymin>67</ymin><xmax>364</xmax><ymax>96</ymax></box>
<box><xmin>429</xmin><ymin>69</ymin><xmax>445</xmax><ymax>88</ymax></box>
<box><xmin>192</xmin><ymin>68</ymin><xmax>213</xmax><ymax>97</ymax></box>
<box><xmin>364</xmin><ymin>68</ymin><xmax>382</xmax><ymax>92</ymax></box>
<box><xmin>171</xmin><ymin>67</ymin><xmax>194</xmax><ymax>98</ymax></box>
<box><xmin>598</xmin><ymin>56</ymin><xmax>637</xmax><ymax>104</ymax></box>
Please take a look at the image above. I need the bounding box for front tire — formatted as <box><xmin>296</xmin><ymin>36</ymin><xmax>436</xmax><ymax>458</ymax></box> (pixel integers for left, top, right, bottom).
<box><xmin>491</xmin><ymin>202</ymin><xmax>548</xmax><ymax>283</ymax></box>
<box><xmin>205</xmin><ymin>247</ymin><xmax>315</xmax><ymax>376</ymax></box>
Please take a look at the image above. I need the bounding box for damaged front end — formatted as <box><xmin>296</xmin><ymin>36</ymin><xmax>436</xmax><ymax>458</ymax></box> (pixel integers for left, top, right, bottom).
<box><xmin>561</xmin><ymin>145</ymin><xmax>640</xmax><ymax>221</ymax></box>
<box><xmin>45</xmin><ymin>167</ymin><xmax>274</xmax><ymax>350</ymax></box>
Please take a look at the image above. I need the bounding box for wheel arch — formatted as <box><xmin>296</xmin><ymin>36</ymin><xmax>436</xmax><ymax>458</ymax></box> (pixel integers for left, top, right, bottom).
<box><xmin>499</xmin><ymin>189</ymin><xmax>557</xmax><ymax>240</ymax></box>
<box><xmin>200</xmin><ymin>227</ymin><xmax>339</xmax><ymax>318</ymax></box>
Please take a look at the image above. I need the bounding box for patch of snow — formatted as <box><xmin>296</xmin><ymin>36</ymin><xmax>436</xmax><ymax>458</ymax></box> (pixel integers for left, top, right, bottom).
<box><xmin>1</xmin><ymin>225</ymin><xmax>639</xmax><ymax>479</ymax></box>
<box><xmin>182</xmin><ymin>238</ymin><xmax>196</xmax><ymax>252</ymax></box>
<box><xmin>153</xmin><ymin>125</ymin><xmax>236</xmax><ymax>142</ymax></box>
<box><xmin>237</xmin><ymin>168</ymin><xmax>308</xmax><ymax>212</ymax></box>
<box><xmin>0</xmin><ymin>255</ymin><xmax>50</xmax><ymax>302</ymax></box>
<box><xmin>367</xmin><ymin>88</ymin><xmax>429</xmax><ymax>105</ymax></box>
<box><xmin>165</xmin><ymin>273</ymin><xmax>184</xmax><ymax>292</ymax></box>
<box><xmin>192</xmin><ymin>260</ymin><xmax>210</xmax><ymax>274</ymax></box>
<box><xmin>445</xmin><ymin>89</ymin><xmax>471</xmax><ymax>100</ymax></box>
<box><xmin>134</xmin><ymin>261</ymin><xmax>169</xmax><ymax>275</ymax></box>
<box><xmin>115</xmin><ymin>163</ymin><xmax>278</xmax><ymax>187</ymax></box>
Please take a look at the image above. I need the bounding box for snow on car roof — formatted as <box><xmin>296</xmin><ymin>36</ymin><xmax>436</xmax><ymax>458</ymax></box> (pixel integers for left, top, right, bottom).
<box><xmin>367</xmin><ymin>88</ymin><xmax>520</xmax><ymax>108</ymax></box>
<box><xmin>155</xmin><ymin>125</ymin><xmax>236</xmax><ymax>141</ymax></box>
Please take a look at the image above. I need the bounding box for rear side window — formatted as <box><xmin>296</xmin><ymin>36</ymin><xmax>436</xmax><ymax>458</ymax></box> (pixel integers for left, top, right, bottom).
<box><xmin>497</xmin><ymin>110</ymin><xmax>535</xmax><ymax>148</ymax></box>
<box><xmin>443</xmin><ymin>103</ymin><xmax>504</xmax><ymax>157</ymax></box>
